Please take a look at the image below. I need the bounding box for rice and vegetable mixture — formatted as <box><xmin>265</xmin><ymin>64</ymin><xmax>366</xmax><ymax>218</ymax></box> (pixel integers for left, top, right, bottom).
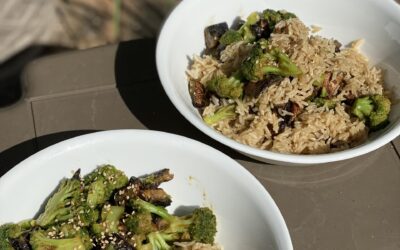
<box><xmin>187</xmin><ymin>9</ymin><xmax>392</xmax><ymax>154</ymax></box>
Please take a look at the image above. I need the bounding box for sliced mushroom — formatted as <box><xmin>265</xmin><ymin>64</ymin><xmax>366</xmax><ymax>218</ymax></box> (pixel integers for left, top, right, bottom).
<box><xmin>204</xmin><ymin>22</ymin><xmax>228</xmax><ymax>49</ymax></box>
<box><xmin>244</xmin><ymin>75</ymin><xmax>283</xmax><ymax>98</ymax></box>
<box><xmin>324</xmin><ymin>71</ymin><xmax>346</xmax><ymax>98</ymax></box>
<box><xmin>334</xmin><ymin>40</ymin><xmax>342</xmax><ymax>52</ymax></box>
<box><xmin>189</xmin><ymin>80</ymin><xmax>208</xmax><ymax>108</ymax></box>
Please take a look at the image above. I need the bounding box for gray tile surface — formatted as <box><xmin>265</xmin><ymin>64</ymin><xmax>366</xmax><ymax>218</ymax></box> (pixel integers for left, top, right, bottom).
<box><xmin>32</xmin><ymin>88</ymin><xmax>144</xmax><ymax>136</ymax></box>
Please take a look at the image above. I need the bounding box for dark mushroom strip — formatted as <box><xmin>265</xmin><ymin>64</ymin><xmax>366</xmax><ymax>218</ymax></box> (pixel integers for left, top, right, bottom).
<box><xmin>189</xmin><ymin>80</ymin><xmax>208</xmax><ymax>108</ymax></box>
<box><xmin>139</xmin><ymin>168</ymin><xmax>174</xmax><ymax>189</ymax></box>
<box><xmin>325</xmin><ymin>72</ymin><xmax>346</xmax><ymax>98</ymax></box>
<box><xmin>279</xmin><ymin>101</ymin><xmax>302</xmax><ymax>127</ymax></box>
<box><xmin>139</xmin><ymin>188</ymin><xmax>172</xmax><ymax>207</ymax></box>
<box><xmin>204</xmin><ymin>22</ymin><xmax>228</xmax><ymax>49</ymax></box>
<box><xmin>244</xmin><ymin>75</ymin><xmax>283</xmax><ymax>98</ymax></box>
<box><xmin>333</xmin><ymin>40</ymin><xmax>342</xmax><ymax>52</ymax></box>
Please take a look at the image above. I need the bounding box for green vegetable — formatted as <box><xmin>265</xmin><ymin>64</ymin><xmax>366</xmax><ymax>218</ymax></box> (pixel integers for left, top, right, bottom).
<box><xmin>126</xmin><ymin>212</ymin><xmax>156</xmax><ymax>235</ymax></box>
<box><xmin>351</xmin><ymin>95</ymin><xmax>391</xmax><ymax>131</ymax></box>
<box><xmin>203</xmin><ymin>104</ymin><xmax>237</xmax><ymax>125</ymax></box>
<box><xmin>36</xmin><ymin>171</ymin><xmax>82</xmax><ymax>227</ymax></box>
<box><xmin>136</xmin><ymin>232</ymin><xmax>179</xmax><ymax>250</ymax></box>
<box><xmin>262</xmin><ymin>9</ymin><xmax>296</xmax><ymax>30</ymax></box>
<box><xmin>85</xmin><ymin>165</ymin><xmax>129</xmax><ymax>208</ymax></box>
<box><xmin>30</xmin><ymin>230</ymin><xmax>91</xmax><ymax>250</ymax></box>
<box><xmin>206</xmin><ymin>75</ymin><xmax>243</xmax><ymax>99</ymax></box>
<box><xmin>132</xmin><ymin>198</ymin><xmax>217</xmax><ymax>244</ymax></box>
<box><xmin>219</xmin><ymin>30</ymin><xmax>242</xmax><ymax>45</ymax></box>
<box><xmin>241</xmin><ymin>45</ymin><xmax>301</xmax><ymax>82</ymax></box>
<box><xmin>92</xmin><ymin>205</ymin><xmax>124</xmax><ymax>235</ymax></box>
<box><xmin>313</xmin><ymin>97</ymin><xmax>336</xmax><ymax>109</ymax></box>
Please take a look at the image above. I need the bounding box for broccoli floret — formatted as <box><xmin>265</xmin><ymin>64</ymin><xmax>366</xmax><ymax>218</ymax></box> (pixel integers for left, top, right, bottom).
<box><xmin>56</xmin><ymin>225</ymin><xmax>93</xmax><ymax>250</ymax></box>
<box><xmin>351</xmin><ymin>96</ymin><xmax>373</xmax><ymax>120</ymax></box>
<box><xmin>0</xmin><ymin>220</ymin><xmax>36</xmax><ymax>250</ymax></box>
<box><xmin>313</xmin><ymin>97</ymin><xmax>336</xmax><ymax>109</ymax></box>
<box><xmin>36</xmin><ymin>170</ymin><xmax>82</xmax><ymax>227</ymax></box>
<box><xmin>241</xmin><ymin>46</ymin><xmax>301</xmax><ymax>82</ymax></box>
<box><xmin>206</xmin><ymin>75</ymin><xmax>243</xmax><ymax>99</ymax></box>
<box><xmin>262</xmin><ymin>9</ymin><xmax>296</xmax><ymax>30</ymax></box>
<box><xmin>125</xmin><ymin>212</ymin><xmax>156</xmax><ymax>235</ymax></box>
<box><xmin>132</xmin><ymin>199</ymin><xmax>217</xmax><ymax>244</ymax></box>
<box><xmin>203</xmin><ymin>104</ymin><xmax>236</xmax><ymax>125</ymax></box>
<box><xmin>369</xmin><ymin>95</ymin><xmax>391</xmax><ymax>130</ymax></box>
<box><xmin>351</xmin><ymin>95</ymin><xmax>391</xmax><ymax>131</ymax></box>
<box><xmin>75</xmin><ymin>205</ymin><xmax>99</xmax><ymax>227</ymax></box>
<box><xmin>0</xmin><ymin>224</ymin><xmax>14</xmax><ymax>250</ymax></box>
<box><xmin>92</xmin><ymin>205</ymin><xmax>124</xmax><ymax>235</ymax></box>
<box><xmin>85</xmin><ymin>165</ymin><xmax>129</xmax><ymax>208</ymax></box>
<box><xmin>136</xmin><ymin>232</ymin><xmax>180</xmax><ymax>250</ymax></box>
<box><xmin>30</xmin><ymin>230</ymin><xmax>91</xmax><ymax>250</ymax></box>
<box><xmin>219</xmin><ymin>30</ymin><xmax>242</xmax><ymax>46</ymax></box>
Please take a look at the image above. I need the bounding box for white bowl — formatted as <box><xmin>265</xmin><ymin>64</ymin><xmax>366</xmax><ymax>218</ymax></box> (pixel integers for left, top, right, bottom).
<box><xmin>156</xmin><ymin>0</ymin><xmax>400</xmax><ymax>165</ymax></box>
<box><xmin>0</xmin><ymin>130</ymin><xmax>292</xmax><ymax>250</ymax></box>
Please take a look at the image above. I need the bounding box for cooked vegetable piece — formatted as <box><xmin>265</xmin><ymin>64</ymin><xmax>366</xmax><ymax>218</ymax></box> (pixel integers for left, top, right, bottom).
<box><xmin>189</xmin><ymin>80</ymin><xmax>208</xmax><ymax>108</ymax></box>
<box><xmin>203</xmin><ymin>104</ymin><xmax>237</xmax><ymax>125</ymax></box>
<box><xmin>351</xmin><ymin>96</ymin><xmax>373</xmax><ymax>120</ymax></box>
<box><xmin>241</xmin><ymin>45</ymin><xmax>301</xmax><ymax>82</ymax></box>
<box><xmin>139</xmin><ymin>169</ymin><xmax>174</xmax><ymax>189</ymax></box>
<box><xmin>36</xmin><ymin>170</ymin><xmax>82</xmax><ymax>227</ymax></box>
<box><xmin>132</xmin><ymin>198</ymin><xmax>217</xmax><ymax>244</ymax></box>
<box><xmin>244</xmin><ymin>75</ymin><xmax>283</xmax><ymax>97</ymax></box>
<box><xmin>369</xmin><ymin>95</ymin><xmax>391</xmax><ymax>130</ymax></box>
<box><xmin>85</xmin><ymin>165</ymin><xmax>129</xmax><ymax>208</ymax></box>
<box><xmin>125</xmin><ymin>212</ymin><xmax>156</xmax><ymax>235</ymax></box>
<box><xmin>351</xmin><ymin>95</ymin><xmax>391</xmax><ymax>131</ymax></box>
<box><xmin>206</xmin><ymin>75</ymin><xmax>243</xmax><ymax>99</ymax></box>
<box><xmin>219</xmin><ymin>30</ymin><xmax>242</xmax><ymax>46</ymax></box>
<box><xmin>29</xmin><ymin>230</ymin><xmax>92</xmax><ymax>250</ymax></box>
<box><xmin>263</xmin><ymin>9</ymin><xmax>296</xmax><ymax>30</ymax></box>
<box><xmin>92</xmin><ymin>205</ymin><xmax>125</xmax><ymax>235</ymax></box>
<box><xmin>313</xmin><ymin>97</ymin><xmax>336</xmax><ymax>109</ymax></box>
<box><xmin>204</xmin><ymin>22</ymin><xmax>229</xmax><ymax>49</ymax></box>
<box><xmin>114</xmin><ymin>169</ymin><xmax>173</xmax><ymax>207</ymax></box>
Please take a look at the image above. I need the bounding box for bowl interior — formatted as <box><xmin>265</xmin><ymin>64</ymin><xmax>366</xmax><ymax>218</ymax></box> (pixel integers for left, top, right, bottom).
<box><xmin>0</xmin><ymin>130</ymin><xmax>292</xmax><ymax>250</ymax></box>
<box><xmin>157</xmin><ymin>0</ymin><xmax>400</xmax><ymax>163</ymax></box>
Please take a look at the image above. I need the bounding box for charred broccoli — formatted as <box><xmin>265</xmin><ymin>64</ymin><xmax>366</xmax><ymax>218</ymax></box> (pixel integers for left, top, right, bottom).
<box><xmin>36</xmin><ymin>170</ymin><xmax>82</xmax><ymax>227</ymax></box>
<box><xmin>0</xmin><ymin>224</ymin><xmax>15</xmax><ymax>250</ymax></box>
<box><xmin>92</xmin><ymin>205</ymin><xmax>125</xmax><ymax>236</ymax></box>
<box><xmin>206</xmin><ymin>75</ymin><xmax>243</xmax><ymax>99</ymax></box>
<box><xmin>241</xmin><ymin>45</ymin><xmax>301</xmax><ymax>82</ymax></box>
<box><xmin>313</xmin><ymin>97</ymin><xmax>336</xmax><ymax>109</ymax></box>
<box><xmin>135</xmin><ymin>232</ymin><xmax>179</xmax><ymax>250</ymax></box>
<box><xmin>351</xmin><ymin>95</ymin><xmax>391</xmax><ymax>131</ymax></box>
<box><xmin>85</xmin><ymin>165</ymin><xmax>129</xmax><ymax>208</ymax></box>
<box><xmin>132</xmin><ymin>199</ymin><xmax>217</xmax><ymax>244</ymax></box>
<box><xmin>219</xmin><ymin>30</ymin><xmax>242</xmax><ymax>46</ymax></box>
<box><xmin>262</xmin><ymin>9</ymin><xmax>296</xmax><ymax>30</ymax></box>
<box><xmin>29</xmin><ymin>230</ymin><xmax>91</xmax><ymax>250</ymax></box>
<box><xmin>125</xmin><ymin>212</ymin><xmax>156</xmax><ymax>235</ymax></box>
<box><xmin>203</xmin><ymin>104</ymin><xmax>237</xmax><ymax>125</ymax></box>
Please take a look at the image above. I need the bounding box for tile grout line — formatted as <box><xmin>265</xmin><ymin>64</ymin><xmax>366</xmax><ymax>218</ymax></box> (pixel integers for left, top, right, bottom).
<box><xmin>29</xmin><ymin>101</ymin><xmax>40</xmax><ymax>152</ymax></box>
<box><xmin>391</xmin><ymin>142</ymin><xmax>400</xmax><ymax>159</ymax></box>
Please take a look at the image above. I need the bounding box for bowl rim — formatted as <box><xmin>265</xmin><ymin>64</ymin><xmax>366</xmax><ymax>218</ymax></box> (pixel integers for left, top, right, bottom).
<box><xmin>156</xmin><ymin>0</ymin><xmax>400</xmax><ymax>164</ymax></box>
<box><xmin>0</xmin><ymin>129</ymin><xmax>293</xmax><ymax>249</ymax></box>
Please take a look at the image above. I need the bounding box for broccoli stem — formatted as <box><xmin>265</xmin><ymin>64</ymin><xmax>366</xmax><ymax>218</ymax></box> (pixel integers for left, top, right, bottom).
<box><xmin>203</xmin><ymin>104</ymin><xmax>237</xmax><ymax>125</ymax></box>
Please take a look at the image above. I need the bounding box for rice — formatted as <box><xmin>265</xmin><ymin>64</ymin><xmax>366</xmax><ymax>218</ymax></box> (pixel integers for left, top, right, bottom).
<box><xmin>187</xmin><ymin>17</ymin><xmax>385</xmax><ymax>154</ymax></box>
<box><xmin>174</xmin><ymin>241</ymin><xmax>223</xmax><ymax>250</ymax></box>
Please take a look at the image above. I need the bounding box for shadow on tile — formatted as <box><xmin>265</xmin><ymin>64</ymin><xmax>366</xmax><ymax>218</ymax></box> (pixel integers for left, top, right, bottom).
<box><xmin>114</xmin><ymin>39</ymin><xmax>261</xmax><ymax>163</ymax></box>
<box><xmin>0</xmin><ymin>130</ymin><xmax>97</xmax><ymax>177</ymax></box>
